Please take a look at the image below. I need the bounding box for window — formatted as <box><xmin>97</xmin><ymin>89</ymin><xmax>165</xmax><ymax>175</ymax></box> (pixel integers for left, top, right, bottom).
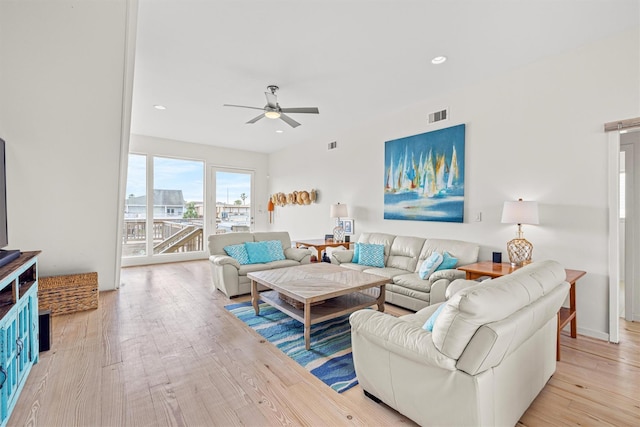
<box><xmin>213</xmin><ymin>168</ymin><xmax>253</xmax><ymax>233</ymax></box>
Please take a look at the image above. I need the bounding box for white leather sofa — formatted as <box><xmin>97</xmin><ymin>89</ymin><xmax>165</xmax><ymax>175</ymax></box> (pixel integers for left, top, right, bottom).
<box><xmin>330</xmin><ymin>232</ymin><xmax>479</xmax><ymax>310</ymax></box>
<box><xmin>208</xmin><ymin>231</ymin><xmax>311</xmax><ymax>297</ymax></box>
<box><xmin>350</xmin><ymin>260</ymin><xmax>570</xmax><ymax>427</ymax></box>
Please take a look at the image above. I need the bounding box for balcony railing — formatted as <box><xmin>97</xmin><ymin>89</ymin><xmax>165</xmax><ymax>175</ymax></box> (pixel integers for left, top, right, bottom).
<box><xmin>122</xmin><ymin>219</ymin><xmax>204</xmax><ymax>255</ymax></box>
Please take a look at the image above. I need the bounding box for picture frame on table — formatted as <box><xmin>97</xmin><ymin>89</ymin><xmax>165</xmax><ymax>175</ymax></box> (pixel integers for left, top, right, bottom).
<box><xmin>337</xmin><ymin>218</ymin><xmax>354</xmax><ymax>235</ymax></box>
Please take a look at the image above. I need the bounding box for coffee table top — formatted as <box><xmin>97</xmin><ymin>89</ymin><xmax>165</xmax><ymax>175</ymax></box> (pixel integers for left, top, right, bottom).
<box><xmin>247</xmin><ymin>263</ymin><xmax>390</xmax><ymax>302</ymax></box>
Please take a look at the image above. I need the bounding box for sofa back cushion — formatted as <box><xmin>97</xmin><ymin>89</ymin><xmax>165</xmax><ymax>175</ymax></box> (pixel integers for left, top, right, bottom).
<box><xmin>431</xmin><ymin>260</ymin><xmax>567</xmax><ymax>360</ymax></box>
<box><xmin>387</xmin><ymin>236</ymin><xmax>426</xmax><ymax>272</ymax></box>
<box><xmin>358</xmin><ymin>233</ymin><xmax>396</xmax><ymax>264</ymax></box>
<box><xmin>208</xmin><ymin>232</ymin><xmax>255</xmax><ymax>256</ymax></box>
<box><xmin>253</xmin><ymin>231</ymin><xmax>292</xmax><ymax>250</ymax></box>
<box><xmin>416</xmin><ymin>238</ymin><xmax>479</xmax><ymax>272</ymax></box>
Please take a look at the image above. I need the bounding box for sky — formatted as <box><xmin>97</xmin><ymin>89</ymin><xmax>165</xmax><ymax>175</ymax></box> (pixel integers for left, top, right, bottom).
<box><xmin>125</xmin><ymin>154</ymin><xmax>251</xmax><ymax>203</ymax></box>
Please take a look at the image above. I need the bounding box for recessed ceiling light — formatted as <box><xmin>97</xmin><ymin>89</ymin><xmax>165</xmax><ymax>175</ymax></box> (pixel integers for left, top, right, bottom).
<box><xmin>276</xmin><ymin>130</ymin><xmax>284</xmax><ymax>133</ymax></box>
<box><xmin>431</xmin><ymin>56</ymin><xmax>447</xmax><ymax>65</ymax></box>
<box><xmin>153</xmin><ymin>104</ymin><xmax>167</xmax><ymax>110</ymax></box>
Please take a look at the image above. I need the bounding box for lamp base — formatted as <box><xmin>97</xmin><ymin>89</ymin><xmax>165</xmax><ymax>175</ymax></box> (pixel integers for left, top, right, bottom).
<box><xmin>506</xmin><ymin>238</ymin><xmax>533</xmax><ymax>267</ymax></box>
<box><xmin>333</xmin><ymin>226</ymin><xmax>345</xmax><ymax>243</ymax></box>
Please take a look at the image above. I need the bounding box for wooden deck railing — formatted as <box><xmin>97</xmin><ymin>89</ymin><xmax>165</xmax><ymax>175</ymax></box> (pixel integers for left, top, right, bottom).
<box><xmin>123</xmin><ymin>219</ymin><xmax>204</xmax><ymax>253</ymax></box>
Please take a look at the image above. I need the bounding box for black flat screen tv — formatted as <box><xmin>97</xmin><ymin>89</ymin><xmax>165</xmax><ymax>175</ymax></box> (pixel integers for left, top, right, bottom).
<box><xmin>0</xmin><ymin>138</ymin><xmax>20</xmax><ymax>268</ymax></box>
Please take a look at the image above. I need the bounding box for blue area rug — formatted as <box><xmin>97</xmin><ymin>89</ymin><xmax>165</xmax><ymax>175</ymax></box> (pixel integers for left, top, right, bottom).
<box><xmin>225</xmin><ymin>301</ymin><xmax>358</xmax><ymax>393</ymax></box>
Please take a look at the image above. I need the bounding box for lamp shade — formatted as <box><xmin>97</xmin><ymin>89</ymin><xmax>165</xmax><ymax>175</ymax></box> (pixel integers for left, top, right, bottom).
<box><xmin>501</xmin><ymin>200</ymin><xmax>539</xmax><ymax>225</ymax></box>
<box><xmin>330</xmin><ymin>203</ymin><xmax>348</xmax><ymax>218</ymax></box>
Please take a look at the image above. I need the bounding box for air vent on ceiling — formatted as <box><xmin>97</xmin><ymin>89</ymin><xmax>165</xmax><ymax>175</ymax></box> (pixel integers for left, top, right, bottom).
<box><xmin>428</xmin><ymin>108</ymin><xmax>449</xmax><ymax>124</ymax></box>
<box><xmin>328</xmin><ymin>141</ymin><xmax>338</xmax><ymax>150</ymax></box>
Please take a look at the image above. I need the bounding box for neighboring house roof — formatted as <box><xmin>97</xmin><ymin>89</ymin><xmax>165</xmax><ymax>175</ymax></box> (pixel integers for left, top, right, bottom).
<box><xmin>126</xmin><ymin>189</ymin><xmax>185</xmax><ymax>206</ymax></box>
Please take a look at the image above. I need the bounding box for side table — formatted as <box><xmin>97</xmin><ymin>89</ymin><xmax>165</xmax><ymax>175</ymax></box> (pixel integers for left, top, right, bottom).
<box><xmin>293</xmin><ymin>239</ymin><xmax>351</xmax><ymax>261</ymax></box>
<box><xmin>457</xmin><ymin>261</ymin><xmax>586</xmax><ymax>361</ymax></box>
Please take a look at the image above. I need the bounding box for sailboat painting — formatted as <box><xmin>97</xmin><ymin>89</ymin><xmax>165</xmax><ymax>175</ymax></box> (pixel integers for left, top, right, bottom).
<box><xmin>384</xmin><ymin>124</ymin><xmax>465</xmax><ymax>222</ymax></box>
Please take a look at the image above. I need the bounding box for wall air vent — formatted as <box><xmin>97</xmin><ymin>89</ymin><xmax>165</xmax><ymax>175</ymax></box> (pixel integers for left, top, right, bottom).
<box><xmin>328</xmin><ymin>141</ymin><xmax>337</xmax><ymax>150</ymax></box>
<box><xmin>428</xmin><ymin>108</ymin><xmax>449</xmax><ymax>124</ymax></box>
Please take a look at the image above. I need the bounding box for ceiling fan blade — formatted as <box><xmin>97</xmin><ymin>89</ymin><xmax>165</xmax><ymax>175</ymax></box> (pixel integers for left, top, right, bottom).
<box><xmin>264</xmin><ymin>91</ymin><xmax>278</xmax><ymax>108</ymax></box>
<box><xmin>246</xmin><ymin>113</ymin><xmax>265</xmax><ymax>124</ymax></box>
<box><xmin>279</xmin><ymin>107</ymin><xmax>319</xmax><ymax>114</ymax></box>
<box><xmin>279</xmin><ymin>113</ymin><xmax>301</xmax><ymax>128</ymax></box>
<box><xmin>223</xmin><ymin>104</ymin><xmax>265</xmax><ymax>111</ymax></box>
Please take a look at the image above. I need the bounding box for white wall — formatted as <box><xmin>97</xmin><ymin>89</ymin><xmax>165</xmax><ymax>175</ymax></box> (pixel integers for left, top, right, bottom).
<box><xmin>129</xmin><ymin>134</ymin><xmax>270</xmax><ymax>240</ymax></box>
<box><xmin>0</xmin><ymin>1</ymin><xmax>130</xmax><ymax>290</ymax></box>
<box><xmin>268</xmin><ymin>28</ymin><xmax>640</xmax><ymax>339</ymax></box>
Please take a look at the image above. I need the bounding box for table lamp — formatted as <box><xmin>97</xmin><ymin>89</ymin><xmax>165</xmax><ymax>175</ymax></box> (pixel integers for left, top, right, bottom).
<box><xmin>501</xmin><ymin>198</ymin><xmax>539</xmax><ymax>266</ymax></box>
<box><xmin>330</xmin><ymin>203</ymin><xmax>348</xmax><ymax>243</ymax></box>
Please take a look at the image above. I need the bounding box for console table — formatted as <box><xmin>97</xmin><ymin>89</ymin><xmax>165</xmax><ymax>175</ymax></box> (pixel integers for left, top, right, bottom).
<box><xmin>457</xmin><ymin>261</ymin><xmax>586</xmax><ymax>361</ymax></box>
<box><xmin>293</xmin><ymin>239</ymin><xmax>351</xmax><ymax>260</ymax></box>
<box><xmin>0</xmin><ymin>251</ymin><xmax>40</xmax><ymax>426</ymax></box>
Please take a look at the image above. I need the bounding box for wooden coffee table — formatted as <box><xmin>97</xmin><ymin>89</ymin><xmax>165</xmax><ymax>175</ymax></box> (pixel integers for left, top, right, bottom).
<box><xmin>248</xmin><ymin>263</ymin><xmax>389</xmax><ymax>350</ymax></box>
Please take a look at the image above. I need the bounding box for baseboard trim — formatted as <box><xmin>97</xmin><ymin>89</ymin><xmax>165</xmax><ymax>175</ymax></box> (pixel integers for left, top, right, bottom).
<box><xmin>576</xmin><ymin>327</ymin><xmax>609</xmax><ymax>342</ymax></box>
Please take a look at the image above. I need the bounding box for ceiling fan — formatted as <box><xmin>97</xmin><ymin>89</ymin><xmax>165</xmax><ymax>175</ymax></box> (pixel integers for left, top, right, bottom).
<box><xmin>223</xmin><ymin>85</ymin><xmax>319</xmax><ymax>128</ymax></box>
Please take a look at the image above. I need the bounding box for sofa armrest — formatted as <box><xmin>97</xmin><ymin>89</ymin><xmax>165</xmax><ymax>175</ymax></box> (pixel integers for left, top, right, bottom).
<box><xmin>429</xmin><ymin>269</ymin><xmax>465</xmax><ymax>283</ymax></box>
<box><xmin>349</xmin><ymin>310</ymin><xmax>456</xmax><ymax>371</ymax></box>
<box><xmin>331</xmin><ymin>249</ymin><xmax>354</xmax><ymax>264</ymax></box>
<box><xmin>284</xmin><ymin>247</ymin><xmax>312</xmax><ymax>263</ymax></box>
<box><xmin>445</xmin><ymin>278</ymin><xmax>480</xmax><ymax>299</ymax></box>
<box><xmin>429</xmin><ymin>269</ymin><xmax>466</xmax><ymax>304</ymax></box>
<box><xmin>209</xmin><ymin>255</ymin><xmax>240</xmax><ymax>269</ymax></box>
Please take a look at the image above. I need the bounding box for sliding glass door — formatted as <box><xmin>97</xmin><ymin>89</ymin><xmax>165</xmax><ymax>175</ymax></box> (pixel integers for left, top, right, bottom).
<box><xmin>122</xmin><ymin>154</ymin><xmax>205</xmax><ymax>265</ymax></box>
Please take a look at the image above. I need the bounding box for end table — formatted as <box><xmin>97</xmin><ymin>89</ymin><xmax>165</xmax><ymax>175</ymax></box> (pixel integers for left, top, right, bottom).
<box><xmin>457</xmin><ymin>261</ymin><xmax>586</xmax><ymax>361</ymax></box>
<box><xmin>293</xmin><ymin>239</ymin><xmax>351</xmax><ymax>261</ymax></box>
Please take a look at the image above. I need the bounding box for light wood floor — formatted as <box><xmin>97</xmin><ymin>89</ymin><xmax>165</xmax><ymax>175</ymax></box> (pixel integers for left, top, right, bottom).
<box><xmin>8</xmin><ymin>260</ymin><xmax>640</xmax><ymax>426</ymax></box>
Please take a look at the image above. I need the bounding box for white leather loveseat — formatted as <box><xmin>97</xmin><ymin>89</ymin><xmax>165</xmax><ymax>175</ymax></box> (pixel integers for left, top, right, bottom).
<box><xmin>208</xmin><ymin>231</ymin><xmax>311</xmax><ymax>297</ymax></box>
<box><xmin>330</xmin><ymin>232</ymin><xmax>479</xmax><ymax>310</ymax></box>
<box><xmin>349</xmin><ymin>260</ymin><xmax>569</xmax><ymax>426</ymax></box>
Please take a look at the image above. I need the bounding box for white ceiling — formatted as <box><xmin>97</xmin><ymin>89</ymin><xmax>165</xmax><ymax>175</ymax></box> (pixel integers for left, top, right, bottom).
<box><xmin>131</xmin><ymin>0</ymin><xmax>639</xmax><ymax>154</ymax></box>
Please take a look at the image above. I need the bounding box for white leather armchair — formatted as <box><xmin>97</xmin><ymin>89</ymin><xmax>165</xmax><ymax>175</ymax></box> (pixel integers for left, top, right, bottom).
<box><xmin>350</xmin><ymin>260</ymin><xmax>569</xmax><ymax>426</ymax></box>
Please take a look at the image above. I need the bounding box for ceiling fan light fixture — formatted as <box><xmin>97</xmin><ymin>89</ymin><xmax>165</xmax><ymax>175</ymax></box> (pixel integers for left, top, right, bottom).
<box><xmin>264</xmin><ymin>110</ymin><xmax>281</xmax><ymax>119</ymax></box>
<box><xmin>431</xmin><ymin>56</ymin><xmax>447</xmax><ymax>65</ymax></box>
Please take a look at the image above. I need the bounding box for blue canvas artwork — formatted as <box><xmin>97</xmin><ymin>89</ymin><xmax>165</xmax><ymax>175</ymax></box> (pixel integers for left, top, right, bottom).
<box><xmin>384</xmin><ymin>124</ymin><xmax>465</xmax><ymax>223</ymax></box>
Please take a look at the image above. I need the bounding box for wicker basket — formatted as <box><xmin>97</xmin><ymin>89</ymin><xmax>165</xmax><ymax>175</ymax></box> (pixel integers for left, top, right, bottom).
<box><xmin>38</xmin><ymin>272</ymin><xmax>98</xmax><ymax>316</ymax></box>
<box><xmin>278</xmin><ymin>293</ymin><xmax>324</xmax><ymax>310</ymax></box>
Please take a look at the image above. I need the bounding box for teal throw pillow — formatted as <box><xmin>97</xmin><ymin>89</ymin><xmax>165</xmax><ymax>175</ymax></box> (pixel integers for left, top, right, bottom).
<box><xmin>357</xmin><ymin>243</ymin><xmax>385</xmax><ymax>267</ymax></box>
<box><xmin>244</xmin><ymin>241</ymin><xmax>272</xmax><ymax>264</ymax></box>
<box><xmin>224</xmin><ymin>244</ymin><xmax>250</xmax><ymax>265</ymax></box>
<box><xmin>264</xmin><ymin>240</ymin><xmax>286</xmax><ymax>261</ymax></box>
<box><xmin>352</xmin><ymin>242</ymin><xmax>360</xmax><ymax>263</ymax></box>
<box><xmin>435</xmin><ymin>252</ymin><xmax>458</xmax><ymax>271</ymax></box>
<box><xmin>419</xmin><ymin>252</ymin><xmax>444</xmax><ymax>279</ymax></box>
<box><xmin>423</xmin><ymin>303</ymin><xmax>446</xmax><ymax>332</ymax></box>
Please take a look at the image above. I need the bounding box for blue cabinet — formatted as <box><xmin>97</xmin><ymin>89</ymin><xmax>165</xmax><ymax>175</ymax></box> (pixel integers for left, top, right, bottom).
<box><xmin>0</xmin><ymin>252</ymin><xmax>39</xmax><ymax>427</ymax></box>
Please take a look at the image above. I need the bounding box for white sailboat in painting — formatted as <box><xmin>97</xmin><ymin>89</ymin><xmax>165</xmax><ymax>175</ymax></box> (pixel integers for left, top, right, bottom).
<box><xmin>422</xmin><ymin>149</ymin><xmax>437</xmax><ymax>197</ymax></box>
<box><xmin>447</xmin><ymin>146</ymin><xmax>458</xmax><ymax>188</ymax></box>
<box><xmin>385</xmin><ymin>154</ymin><xmax>394</xmax><ymax>192</ymax></box>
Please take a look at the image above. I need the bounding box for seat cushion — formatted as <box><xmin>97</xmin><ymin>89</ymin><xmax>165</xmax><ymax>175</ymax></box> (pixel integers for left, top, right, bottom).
<box><xmin>363</xmin><ymin>267</ymin><xmax>412</xmax><ymax>280</ymax></box>
<box><xmin>386</xmin><ymin>282</ymin><xmax>430</xmax><ymax>303</ymax></box>
<box><xmin>338</xmin><ymin>262</ymin><xmax>370</xmax><ymax>272</ymax></box>
<box><xmin>394</xmin><ymin>272</ymin><xmax>432</xmax><ymax>292</ymax></box>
